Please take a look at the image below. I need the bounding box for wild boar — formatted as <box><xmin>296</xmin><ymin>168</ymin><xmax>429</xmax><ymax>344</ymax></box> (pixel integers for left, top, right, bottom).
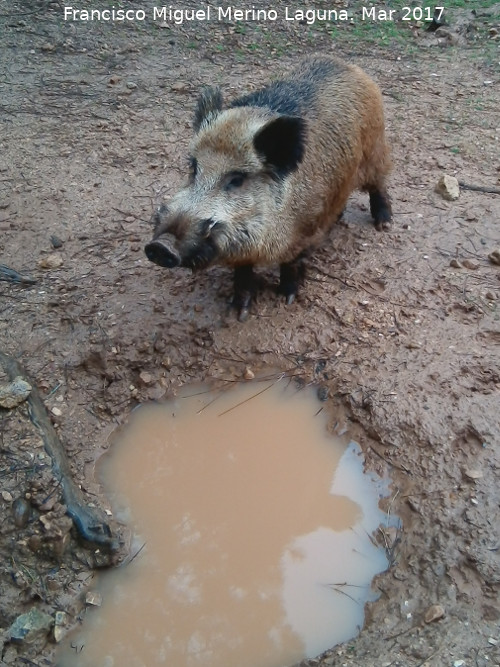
<box><xmin>145</xmin><ymin>55</ymin><xmax>392</xmax><ymax>320</ymax></box>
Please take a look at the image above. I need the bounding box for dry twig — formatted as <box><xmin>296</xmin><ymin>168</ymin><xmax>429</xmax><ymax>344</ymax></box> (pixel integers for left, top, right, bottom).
<box><xmin>459</xmin><ymin>181</ymin><xmax>500</xmax><ymax>195</ymax></box>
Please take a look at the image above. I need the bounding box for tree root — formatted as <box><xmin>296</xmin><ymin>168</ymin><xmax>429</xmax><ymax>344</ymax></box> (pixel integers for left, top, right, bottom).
<box><xmin>0</xmin><ymin>350</ymin><xmax>118</xmax><ymax>551</ymax></box>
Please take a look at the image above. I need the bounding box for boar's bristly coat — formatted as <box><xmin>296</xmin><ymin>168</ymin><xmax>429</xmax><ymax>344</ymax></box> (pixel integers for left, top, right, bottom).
<box><xmin>145</xmin><ymin>55</ymin><xmax>392</xmax><ymax>320</ymax></box>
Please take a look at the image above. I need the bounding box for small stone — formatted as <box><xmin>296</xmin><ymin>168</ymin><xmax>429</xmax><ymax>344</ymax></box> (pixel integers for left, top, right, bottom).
<box><xmin>41</xmin><ymin>43</ymin><xmax>55</xmax><ymax>51</ymax></box>
<box><xmin>27</xmin><ymin>535</ymin><xmax>42</xmax><ymax>552</ymax></box>
<box><xmin>8</xmin><ymin>608</ymin><xmax>53</xmax><ymax>643</ymax></box>
<box><xmin>488</xmin><ymin>637</ymin><xmax>498</xmax><ymax>645</ymax></box>
<box><xmin>39</xmin><ymin>494</ymin><xmax>58</xmax><ymax>512</ymax></box>
<box><xmin>243</xmin><ymin>367</ymin><xmax>255</xmax><ymax>380</ymax></box>
<box><xmin>139</xmin><ymin>371</ymin><xmax>153</xmax><ymax>385</ymax></box>
<box><xmin>435</xmin><ymin>27</ymin><xmax>462</xmax><ymax>45</ymax></box>
<box><xmin>488</xmin><ymin>249</ymin><xmax>500</xmax><ymax>265</ymax></box>
<box><xmin>171</xmin><ymin>81</ymin><xmax>188</xmax><ymax>92</ymax></box>
<box><xmin>2</xmin><ymin>490</ymin><xmax>13</xmax><ymax>502</ymax></box>
<box><xmin>126</xmin><ymin>81</ymin><xmax>137</xmax><ymax>89</ymax></box>
<box><xmin>51</xmin><ymin>406</ymin><xmax>62</xmax><ymax>417</ymax></box>
<box><xmin>317</xmin><ymin>385</ymin><xmax>329</xmax><ymax>402</ymax></box>
<box><xmin>85</xmin><ymin>591</ymin><xmax>102</xmax><ymax>607</ymax></box>
<box><xmin>50</xmin><ymin>234</ymin><xmax>63</xmax><ymax>248</ymax></box>
<box><xmin>449</xmin><ymin>258</ymin><xmax>462</xmax><ymax>268</ymax></box>
<box><xmin>464</xmin><ymin>469</ymin><xmax>483</xmax><ymax>480</ymax></box>
<box><xmin>0</xmin><ymin>376</ymin><xmax>32</xmax><ymax>408</ymax></box>
<box><xmin>453</xmin><ymin>661</ymin><xmax>465</xmax><ymax>667</ymax></box>
<box><xmin>435</xmin><ymin>174</ymin><xmax>460</xmax><ymax>201</ymax></box>
<box><xmin>12</xmin><ymin>497</ymin><xmax>31</xmax><ymax>528</ymax></box>
<box><xmin>424</xmin><ymin>603</ymin><xmax>445</xmax><ymax>623</ymax></box>
<box><xmin>39</xmin><ymin>253</ymin><xmax>63</xmax><ymax>269</ymax></box>
<box><xmin>464</xmin><ymin>209</ymin><xmax>479</xmax><ymax>221</ymax></box>
<box><xmin>462</xmin><ymin>259</ymin><xmax>479</xmax><ymax>270</ymax></box>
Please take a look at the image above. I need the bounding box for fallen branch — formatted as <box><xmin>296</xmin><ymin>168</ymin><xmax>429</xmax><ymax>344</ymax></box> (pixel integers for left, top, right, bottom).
<box><xmin>0</xmin><ymin>265</ymin><xmax>37</xmax><ymax>285</ymax></box>
<box><xmin>459</xmin><ymin>181</ymin><xmax>500</xmax><ymax>195</ymax></box>
<box><xmin>0</xmin><ymin>351</ymin><xmax>118</xmax><ymax>551</ymax></box>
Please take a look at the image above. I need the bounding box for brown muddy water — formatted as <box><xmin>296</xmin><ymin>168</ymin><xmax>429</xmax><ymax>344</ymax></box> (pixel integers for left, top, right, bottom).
<box><xmin>57</xmin><ymin>375</ymin><xmax>392</xmax><ymax>667</ymax></box>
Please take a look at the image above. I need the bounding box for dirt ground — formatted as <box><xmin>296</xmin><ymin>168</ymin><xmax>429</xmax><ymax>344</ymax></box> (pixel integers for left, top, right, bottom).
<box><xmin>1</xmin><ymin>1</ymin><xmax>499</xmax><ymax>665</ymax></box>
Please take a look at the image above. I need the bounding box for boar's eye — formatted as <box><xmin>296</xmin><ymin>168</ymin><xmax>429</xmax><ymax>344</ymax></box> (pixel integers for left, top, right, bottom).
<box><xmin>225</xmin><ymin>171</ymin><xmax>247</xmax><ymax>191</ymax></box>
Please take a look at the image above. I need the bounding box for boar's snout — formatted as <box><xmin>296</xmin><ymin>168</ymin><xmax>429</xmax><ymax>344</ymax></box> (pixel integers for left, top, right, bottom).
<box><xmin>144</xmin><ymin>239</ymin><xmax>181</xmax><ymax>268</ymax></box>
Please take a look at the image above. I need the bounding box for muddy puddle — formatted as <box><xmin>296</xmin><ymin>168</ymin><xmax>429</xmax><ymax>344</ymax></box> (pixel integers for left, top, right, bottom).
<box><xmin>57</xmin><ymin>375</ymin><xmax>392</xmax><ymax>667</ymax></box>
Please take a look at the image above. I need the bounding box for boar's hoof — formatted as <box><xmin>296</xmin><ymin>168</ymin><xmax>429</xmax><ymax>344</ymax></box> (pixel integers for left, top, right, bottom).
<box><xmin>231</xmin><ymin>289</ymin><xmax>253</xmax><ymax>322</ymax></box>
<box><xmin>144</xmin><ymin>240</ymin><xmax>181</xmax><ymax>268</ymax></box>
<box><xmin>232</xmin><ymin>265</ymin><xmax>255</xmax><ymax>321</ymax></box>
<box><xmin>278</xmin><ymin>285</ymin><xmax>297</xmax><ymax>306</ymax></box>
<box><xmin>237</xmin><ymin>302</ymin><xmax>251</xmax><ymax>322</ymax></box>
<box><xmin>369</xmin><ymin>190</ymin><xmax>392</xmax><ymax>231</ymax></box>
<box><xmin>278</xmin><ymin>259</ymin><xmax>305</xmax><ymax>305</ymax></box>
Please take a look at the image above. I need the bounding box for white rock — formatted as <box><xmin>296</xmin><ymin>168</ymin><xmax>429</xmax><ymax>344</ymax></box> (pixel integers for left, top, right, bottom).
<box><xmin>243</xmin><ymin>367</ymin><xmax>255</xmax><ymax>380</ymax></box>
<box><xmin>53</xmin><ymin>611</ymin><xmax>68</xmax><ymax>643</ymax></box>
<box><xmin>435</xmin><ymin>174</ymin><xmax>460</xmax><ymax>201</ymax></box>
<box><xmin>53</xmin><ymin>625</ymin><xmax>66</xmax><ymax>643</ymax></box>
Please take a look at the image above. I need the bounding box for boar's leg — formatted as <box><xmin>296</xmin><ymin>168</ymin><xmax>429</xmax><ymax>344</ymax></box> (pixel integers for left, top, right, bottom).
<box><xmin>369</xmin><ymin>188</ymin><xmax>392</xmax><ymax>230</ymax></box>
<box><xmin>232</xmin><ymin>264</ymin><xmax>256</xmax><ymax>322</ymax></box>
<box><xmin>279</xmin><ymin>256</ymin><xmax>305</xmax><ymax>305</ymax></box>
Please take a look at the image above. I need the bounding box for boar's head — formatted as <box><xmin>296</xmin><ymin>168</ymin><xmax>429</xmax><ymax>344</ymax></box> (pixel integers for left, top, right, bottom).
<box><xmin>145</xmin><ymin>87</ymin><xmax>306</xmax><ymax>271</ymax></box>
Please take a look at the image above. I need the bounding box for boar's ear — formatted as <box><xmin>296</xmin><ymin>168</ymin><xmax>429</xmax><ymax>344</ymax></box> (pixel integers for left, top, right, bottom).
<box><xmin>194</xmin><ymin>87</ymin><xmax>223</xmax><ymax>132</ymax></box>
<box><xmin>253</xmin><ymin>116</ymin><xmax>305</xmax><ymax>177</ymax></box>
